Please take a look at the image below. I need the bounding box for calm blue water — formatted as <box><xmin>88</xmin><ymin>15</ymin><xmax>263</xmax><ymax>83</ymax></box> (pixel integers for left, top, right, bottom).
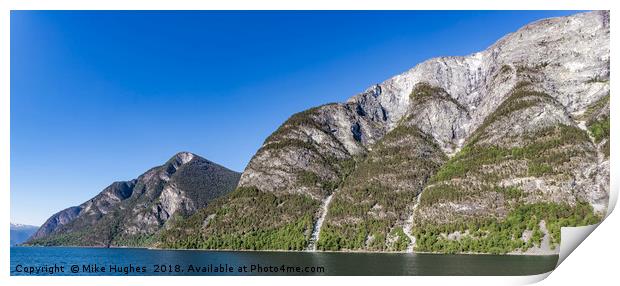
<box><xmin>10</xmin><ymin>247</ymin><xmax>558</xmax><ymax>276</ymax></box>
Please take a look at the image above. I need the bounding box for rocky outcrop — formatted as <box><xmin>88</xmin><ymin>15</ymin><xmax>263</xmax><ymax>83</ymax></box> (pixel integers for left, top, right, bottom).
<box><xmin>30</xmin><ymin>206</ymin><xmax>82</xmax><ymax>240</ymax></box>
<box><xmin>238</xmin><ymin>102</ymin><xmax>388</xmax><ymax>200</ymax></box>
<box><xmin>28</xmin><ymin>152</ymin><xmax>241</xmax><ymax>246</ymax></box>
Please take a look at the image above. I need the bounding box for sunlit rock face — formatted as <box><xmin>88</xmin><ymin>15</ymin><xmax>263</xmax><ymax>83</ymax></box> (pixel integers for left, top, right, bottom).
<box><xmin>233</xmin><ymin>11</ymin><xmax>609</xmax><ymax>252</ymax></box>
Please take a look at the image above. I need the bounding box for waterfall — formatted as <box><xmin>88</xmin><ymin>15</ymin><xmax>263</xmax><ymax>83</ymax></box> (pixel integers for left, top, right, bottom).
<box><xmin>403</xmin><ymin>193</ymin><xmax>422</xmax><ymax>253</ymax></box>
<box><xmin>307</xmin><ymin>193</ymin><xmax>334</xmax><ymax>251</ymax></box>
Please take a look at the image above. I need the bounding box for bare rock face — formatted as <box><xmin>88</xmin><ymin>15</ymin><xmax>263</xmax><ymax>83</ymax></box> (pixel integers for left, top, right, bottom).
<box><xmin>238</xmin><ymin>103</ymin><xmax>389</xmax><ymax>200</ymax></box>
<box><xmin>404</xmin><ymin>83</ymin><xmax>472</xmax><ymax>155</ymax></box>
<box><xmin>30</xmin><ymin>206</ymin><xmax>83</xmax><ymax>240</ymax></box>
<box><xmin>28</xmin><ymin>152</ymin><xmax>241</xmax><ymax>246</ymax></box>
<box><xmin>344</xmin><ymin>11</ymin><xmax>609</xmax><ymax>149</ymax></box>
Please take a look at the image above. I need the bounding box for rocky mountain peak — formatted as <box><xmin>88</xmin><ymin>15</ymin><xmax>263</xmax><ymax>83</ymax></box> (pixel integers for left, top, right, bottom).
<box><xmin>346</xmin><ymin>11</ymin><xmax>609</xmax><ymax>152</ymax></box>
<box><xmin>164</xmin><ymin>151</ymin><xmax>197</xmax><ymax>172</ymax></box>
<box><xmin>28</xmin><ymin>152</ymin><xmax>241</xmax><ymax>247</ymax></box>
<box><xmin>171</xmin><ymin>151</ymin><xmax>196</xmax><ymax>164</ymax></box>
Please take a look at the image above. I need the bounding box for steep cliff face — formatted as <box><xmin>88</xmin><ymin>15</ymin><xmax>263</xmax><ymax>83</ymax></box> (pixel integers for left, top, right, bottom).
<box><xmin>345</xmin><ymin>11</ymin><xmax>609</xmax><ymax>154</ymax></box>
<box><xmin>238</xmin><ymin>102</ymin><xmax>388</xmax><ymax>200</ymax></box>
<box><xmin>28</xmin><ymin>152</ymin><xmax>241</xmax><ymax>246</ymax></box>
<box><xmin>161</xmin><ymin>11</ymin><xmax>609</xmax><ymax>253</ymax></box>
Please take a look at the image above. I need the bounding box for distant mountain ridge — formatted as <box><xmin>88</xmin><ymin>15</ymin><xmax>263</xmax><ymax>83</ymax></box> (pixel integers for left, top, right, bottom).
<box><xmin>10</xmin><ymin>223</ymin><xmax>38</xmax><ymax>246</ymax></box>
<box><xmin>28</xmin><ymin>152</ymin><xmax>241</xmax><ymax>247</ymax></box>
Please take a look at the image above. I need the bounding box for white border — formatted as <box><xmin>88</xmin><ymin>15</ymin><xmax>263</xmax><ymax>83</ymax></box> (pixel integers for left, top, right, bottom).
<box><xmin>1</xmin><ymin>1</ymin><xmax>616</xmax><ymax>286</ymax></box>
<box><xmin>0</xmin><ymin>0</ymin><xmax>613</xmax><ymax>10</ymax></box>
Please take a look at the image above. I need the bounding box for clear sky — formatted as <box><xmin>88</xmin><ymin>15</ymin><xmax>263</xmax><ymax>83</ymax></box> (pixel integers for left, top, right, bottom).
<box><xmin>10</xmin><ymin>10</ymin><xmax>581</xmax><ymax>226</ymax></box>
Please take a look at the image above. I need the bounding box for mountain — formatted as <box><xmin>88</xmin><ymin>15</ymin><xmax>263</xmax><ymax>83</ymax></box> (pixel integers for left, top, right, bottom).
<box><xmin>160</xmin><ymin>11</ymin><xmax>609</xmax><ymax>253</ymax></box>
<box><xmin>28</xmin><ymin>152</ymin><xmax>241</xmax><ymax>247</ymax></box>
<box><xmin>10</xmin><ymin>223</ymin><xmax>39</xmax><ymax>246</ymax></box>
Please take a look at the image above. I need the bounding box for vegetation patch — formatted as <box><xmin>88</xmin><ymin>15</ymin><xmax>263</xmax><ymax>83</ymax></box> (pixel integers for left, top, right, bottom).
<box><xmin>588</xmin><ymin>117</ymin><xmax>610</xmax><ymax>143</ymax></box>
<box><xmin>413</xmin><ymin>201</ymin><xmax>599</xmax><ymax>254</ymax></box>
<box><xmin>469</xmin><ymin>83</ymin><xmax>561</xmax><ymax>145</ymax></box>
<box><xmin>581</xmin><ymin>93</ymin><xmax>609</xmax><ymax>157</ymax></box>
<box><xmin>500</xmin><ymin>64</ymin><xmax>513</xmax><ymax>74</ymax></box>
<box><xmin>317</xmin><ymin>184</ymin><xmax>414</xmax><ymax>251</ymax></box>
<box><xmin>317</xmin><ymin>125</ymin><xmax>445</xmax><ymax>251</ymax></box>
<box><xmin>586</xmin><ymin>75</ymin><xmax>609</xmax><ymax>83</ymax></box>
<box><xmin>580</xmin><ymin>94</ymin><xmax>609</xmax><ymax>124</ymax></box>
<box><xmin>413</xmin><ymin>82</ymin><xmax>601</xmax><ymax>254</ymax></box>
<box><xmin>515</xmin><ymin>62</ymin><xmax>548</xmax><ymax>75</ymax></box>
<box><xmin>389</xmin><ymin>227</ymin><xmax>411</xmax><ymax>251</ymax></box>
<box><xmin>297</xmin><ymin>170</ymin><xmax>339</xmax><ymax>192</ymax></box>
<box><xmin>409</xmin><ymin>82</ymin><xmax>466</xmax><ymax>111</ymax></box>
<box><xmin>427</xmin><ymin>124</ymin><xmax>588</xmax><ymax>190</ymax></box>
<box><xmin>159</xmin><ymin>187</ymin><xmax>319</xmax><ymax>250</ymax></box>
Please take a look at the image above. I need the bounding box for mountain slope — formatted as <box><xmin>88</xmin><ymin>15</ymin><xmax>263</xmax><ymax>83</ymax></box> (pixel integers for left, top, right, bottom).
<box><xmin>160</xmin><ymin>11</ymin><xmax>609</xmax><ymax>253</ymax></box>
<box><xmin>317</xmin><ymin>123</ymin><xmax>447</xmax><ymax>251</ymax></box>
<box><xmin>28</xmin><ymin>152</ymin><xmax>241</xmax><ymax>247</ymax></box>
<box><xmin>412</xmin><ymin>82</ymin><xmax>602</xmax><ymax>253</ymax></box>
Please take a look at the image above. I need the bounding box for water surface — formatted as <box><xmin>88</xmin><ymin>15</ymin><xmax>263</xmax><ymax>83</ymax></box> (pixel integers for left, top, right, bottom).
<box><xmin>10</xmin><ymin>247</ymin><xmax>558</xmax><ymax>276</ymax></box>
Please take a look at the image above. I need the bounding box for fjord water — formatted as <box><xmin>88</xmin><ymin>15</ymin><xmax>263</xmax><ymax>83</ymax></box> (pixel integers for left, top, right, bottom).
<box><xmin>11</xmin><ymin>247</ymin><xmax>557</xmax><ymax>276</ymax></box>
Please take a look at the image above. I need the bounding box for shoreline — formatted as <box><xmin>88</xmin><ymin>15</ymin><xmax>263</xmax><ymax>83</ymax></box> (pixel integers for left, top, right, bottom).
<box><xmin>13</xmin><ymin>245</ymin><xmax>559</xmax><ymax>257</ymax></box>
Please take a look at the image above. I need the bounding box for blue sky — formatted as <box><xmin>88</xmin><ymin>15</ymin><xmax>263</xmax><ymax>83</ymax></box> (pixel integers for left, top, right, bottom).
<box><xmin>11</xmin><ymin>10</ymin><xmax>581</xmax><ymax>226</ymax></box>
